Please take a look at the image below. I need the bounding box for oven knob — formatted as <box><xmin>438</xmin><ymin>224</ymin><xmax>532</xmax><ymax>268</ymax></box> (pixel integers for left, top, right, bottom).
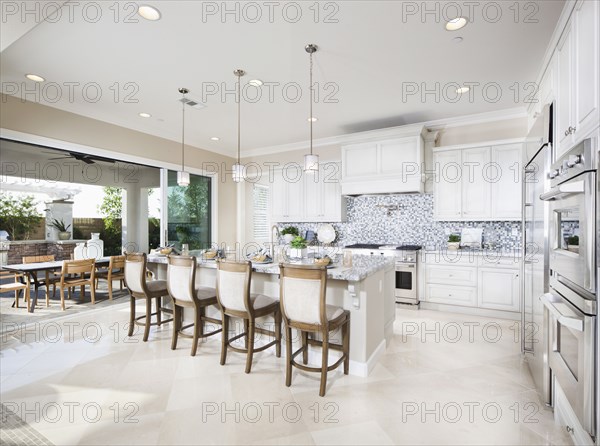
<box><xmin>548</xmin><ymin>169</ymin><xmax>560</xmax><ymax>179</ymax></box>
<box><xmin>567</xmin><ymin>155</ymin><xmax>582</xmax><ymax>167</ymax></box>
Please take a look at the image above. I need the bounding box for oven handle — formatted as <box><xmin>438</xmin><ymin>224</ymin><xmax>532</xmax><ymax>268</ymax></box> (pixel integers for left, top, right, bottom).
<box><xmin>540</xmin><ymin>293</ymin><xmax>584</xmax><ymax>332</ymax></box>
<box><xmin>539</xmin><ymin>180</ymin><xmax>584</xmax><ymax>201</ymax></box>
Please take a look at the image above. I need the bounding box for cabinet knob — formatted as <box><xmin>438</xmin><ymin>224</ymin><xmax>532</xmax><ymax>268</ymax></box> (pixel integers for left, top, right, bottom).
<box><xmin>566</xmin><ymin>426</ymin><xmax>574</xmax><ymax>434</ymax></box>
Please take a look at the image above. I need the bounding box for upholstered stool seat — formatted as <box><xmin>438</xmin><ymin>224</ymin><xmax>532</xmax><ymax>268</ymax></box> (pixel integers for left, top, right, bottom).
<box><xmin>279</xmin><ymin>263</ymin><xmax>350</xmax><ymax>397</ymax></box>
<box><xmin>216</xmin><ymin>260</ymin><xmax>282</xmax><ymax>374</ymax></box>
<box><xmin>167</xmin><ymin>256</ymin><xmax>222</xmax><ymax>356</ymax></box>
<box><xmin>124</xmin><ymin>253</ymin><xmax>173</xmax><ymax>342</ymax></box>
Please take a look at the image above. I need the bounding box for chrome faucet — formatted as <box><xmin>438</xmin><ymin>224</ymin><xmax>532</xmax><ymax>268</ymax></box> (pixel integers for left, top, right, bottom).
<box><xmin>270</xmin><ymin>225</ymin><xmax>280</xmax><ymax>259</ymax></box>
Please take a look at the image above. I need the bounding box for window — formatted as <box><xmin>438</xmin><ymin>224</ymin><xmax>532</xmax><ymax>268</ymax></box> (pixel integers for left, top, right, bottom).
<box><xmin>167</xmin><ymin>171</ymin><xmax>211</xmax><ymax>250</ymax></box>
<box><xmin>253</xmin><ymin>184</ymin><xmax>269</xmax><ymax>244</ymax></box>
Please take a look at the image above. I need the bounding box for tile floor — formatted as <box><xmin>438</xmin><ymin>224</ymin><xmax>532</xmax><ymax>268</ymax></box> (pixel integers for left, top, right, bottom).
<box><xmin>0</xmin><ymin>302</ymin><xmax>573</xmax><ymax>445</ymax></box>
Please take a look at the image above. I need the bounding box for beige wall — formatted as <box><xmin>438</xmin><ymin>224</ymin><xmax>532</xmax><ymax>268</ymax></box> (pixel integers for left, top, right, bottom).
<box><xmin>0</xmin><ymin>94</ymin><xmax>238</xmax><ymax>245</ymax></box>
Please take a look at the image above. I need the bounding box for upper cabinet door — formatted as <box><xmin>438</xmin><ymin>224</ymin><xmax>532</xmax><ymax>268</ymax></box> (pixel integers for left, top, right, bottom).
<box><xmin>321</xmin><ymin>162</ymin><xmax>345</xmax><ymax>222</ymax></box>
<box><xmin>573</xmin><ymin>0</ymin><xmax>599</xmax><ymax>140</ymax></box>
<box><xmin>270</xmin><ymin>173</ymin><xmax>287</xmax><ymax>222</ymax></box>
<box><xmin>285</xmin><ymin>178</ymin><xmax>304</xmax><ymax>222</ymax></box>
<box><xmin>491</xmin><ymin>144</ymin><xmax>523</xmax><ymax>220</ymax></box>
<box><xmin>433</xmin><ymin>149</ymin><xmax>462</xmax><ymax>220</ymax></box>
<box><xmin>342</xmin><ymin>143</ymin><xmax>378</xmax><ymax>180</ymax></box>
<box><xmin>556</xmin><ymin>20</ymin><xmax>574</xmax><ymax>159</ymax></box>
<box><xmin>303</xmin><ymin>172</ymin><xmax>322</xmax><ymax>221</ymax></box>
<box><xmin>461</xmin><ymin>147</ymin><xmax>492</xmax><ymax>220</ymax></box>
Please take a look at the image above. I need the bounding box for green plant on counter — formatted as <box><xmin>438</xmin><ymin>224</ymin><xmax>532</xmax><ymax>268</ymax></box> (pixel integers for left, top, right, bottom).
<box><xmin>49</xmin><ymin>218</ymin><xmax>71</xmax><ymax>232</ymax></box>
<box><xmin>567</xmin><ymin>235</ymin><xmax>579</xmax><ymax>245</ymax></box>
<box><xmin>290</xmin><ymin>236</ymin><xmax>307</xmax><ymax>249</ymax></box>
<box><xmin>280</xmin><ymin>226</ymin><xmax>299</xmax><ymax>236</ymax></box>
<box><xmin>448</xmin><ymin>234</ymin><xmax>461</xmax><ymax>243</ymax></box>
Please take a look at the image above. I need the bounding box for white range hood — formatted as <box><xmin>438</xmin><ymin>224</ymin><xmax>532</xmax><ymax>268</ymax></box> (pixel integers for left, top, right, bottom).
<box><xmin>340</xmin><ymin>125</ymin><xmax>426</xmax><ymax>195</ymax></box>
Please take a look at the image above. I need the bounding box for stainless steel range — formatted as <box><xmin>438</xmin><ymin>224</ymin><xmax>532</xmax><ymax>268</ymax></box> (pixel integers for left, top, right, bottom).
<box><xmin>344</xmin><ymin>244</ymin><xmax>421</xmax><ymax>305</ymax></box>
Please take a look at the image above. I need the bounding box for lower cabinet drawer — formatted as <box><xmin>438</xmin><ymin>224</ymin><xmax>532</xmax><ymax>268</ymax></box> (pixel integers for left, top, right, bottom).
<box><xmin>554</xmin><ymin>379</ymin><xmax>594</xmax><ymax>446</ymax></box>
<box><xmin>425</xmin><ymin>265</ymin><xmax>477</xmax><ymax>286</ymax></box>
<box><xmin>426</xmin><ymin>284</ymin><xmax>477</xmax><ymax>307</ymax></box>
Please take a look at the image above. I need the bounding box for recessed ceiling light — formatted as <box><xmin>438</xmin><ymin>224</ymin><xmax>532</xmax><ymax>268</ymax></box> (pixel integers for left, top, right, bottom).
<box><xmin>248</xmin><ymin>79</ymin><xmax>263</xmax><ymax>87</ymax></box>
<box><xmin>445</xmin><ymin>17</ymin><xmax>467</xmax><ymax>31</ymax></box>
<box><xmin>307</xmin><ymin>117</ymin><xmax>318</xmax><ymax>122</ymax></box>
<box><xmin>25</xmin><ymin>74</ymin><xmax>45</xmax><ymax>82</ymax></box>
<box><xmin>452</xmin><ymin>36</ymin><xmax>464</xmax><ymax>43</ymax></box>
<box><xmin>139</xmin><ymin>112</ymin><xmax>151</xmax><ymax>118</ymax></box>
<box><xmin>138</xmin><ymin>5</ymin><xmax>161</xmax><ymax>21</ymax></box>
<box><xmin>456</xmin><ymin>86</ymin><xmax>470</xmax><ymax>94</ymax></box>
<box><xmin>210</xmin><ymin>137</ymin><xmax>220</xmax><ymax>141</ymax></box>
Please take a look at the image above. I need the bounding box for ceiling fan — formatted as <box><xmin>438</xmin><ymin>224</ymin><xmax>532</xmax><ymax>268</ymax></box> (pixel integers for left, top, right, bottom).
<box><xmin>45</xmin><ymin>151</ymin><xmax>116</xmax><ymax>164</ymax></box>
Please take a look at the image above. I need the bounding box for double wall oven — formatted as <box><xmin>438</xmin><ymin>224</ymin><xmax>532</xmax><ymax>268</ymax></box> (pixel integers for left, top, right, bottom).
<box><xmin>540</xmin><ymin>138</ymin><xmax>597</xmax><ymax>438</ymax></box>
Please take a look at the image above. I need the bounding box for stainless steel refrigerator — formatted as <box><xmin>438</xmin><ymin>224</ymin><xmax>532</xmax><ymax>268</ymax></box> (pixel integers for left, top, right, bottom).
<box><xmin>522</xmin><ymin>103</ymin><xmax>552</xmax><ymax>406</ymax></box>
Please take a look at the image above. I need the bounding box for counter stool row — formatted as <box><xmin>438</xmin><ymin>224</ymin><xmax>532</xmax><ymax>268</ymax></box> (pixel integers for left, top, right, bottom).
<box><xmin>123</xmin><ymin>253</ymin><xmax>350</xmax><ymax>397</ymax></box>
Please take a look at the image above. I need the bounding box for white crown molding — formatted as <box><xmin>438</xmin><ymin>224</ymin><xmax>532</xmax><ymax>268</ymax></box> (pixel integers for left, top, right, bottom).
<box><xmin>243</xmin><ymin>107</ymin><xmax>527</xmax><ymax>158</ymax></box>
<box><xmin>434</xmin><ymin>137</ymin><xmax>528</xmax><ymax>152</ymax></box>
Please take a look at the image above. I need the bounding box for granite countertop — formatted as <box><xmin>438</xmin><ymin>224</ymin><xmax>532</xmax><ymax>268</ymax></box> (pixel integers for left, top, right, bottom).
<box><xmin>147</xmin><ymin>254</ymin><xmax>394</xmax><ymax>282</ymax></box>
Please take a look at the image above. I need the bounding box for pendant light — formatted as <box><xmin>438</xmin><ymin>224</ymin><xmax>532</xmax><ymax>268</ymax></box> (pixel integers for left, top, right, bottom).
<box><xmin>303</xmin><ymin>44</ymin><xmax>319</xmax><ymax>173</ymax></box>
<box><xmin>177</xmin><ymin>87</ymin><xmax>190</xmax><ymax>186</ymax></box>
<box><xmin>232</xmin><ymin>69</ymin><xmax>245</xmax><ymax>183</ymax></box>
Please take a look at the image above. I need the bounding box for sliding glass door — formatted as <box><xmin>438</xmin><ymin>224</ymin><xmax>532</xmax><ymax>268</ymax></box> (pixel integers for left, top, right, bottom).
<box><xmin>162</xmin><ymin>170</ymin><xmax>212</xmax><ymax>252</ymax></box>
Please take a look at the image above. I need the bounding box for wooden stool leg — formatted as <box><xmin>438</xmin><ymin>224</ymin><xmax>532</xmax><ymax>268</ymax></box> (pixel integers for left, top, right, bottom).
<box><xmin>198</xmin><ymin>307</ymin><xmax>205</xmax><ymax>337</ymax></box>
<box><xmin>156</xmin><ymin>297</ymin><xmax>162</xmax><ymax>326</ymax></box>
<box><xmin>26</xmin><ymin>287</ymin><xmax>30</xmax><ymax>313</ymax></box>
<box><xmin>243</xmin><ymin>319</ymin><xmax>249</xmax><ymax>349</ymax></box>
<box><xmin>143</xmin><ymin>298</ymin><xmax>152</xmax><ymax>342</ymax></box>
<box><xmin>171</xmin><ymin>305</ymin><xmax>180</xmax><ymax>350</ymax></box>
<box><xmin>302</xmin><ymin>331</ymin><xmax>309</xmax><ymax>365</ymax></box>
<box><xmin>80</xmin><ymin>285</ymin><xmax>85</xmax><ymax>301</ymax></box>
<box><xmin>108</xmin><ymin>279</ymin><xmax>113</xmax><ymax>300</ymax></box>
<box><xmin>343</xmin><ymin>318</ymin><xmax>350</xmax><ymax>375</ymax></box>
<box><xmin>60</xmin><ymin>287</ymin><xmax>66</xmax><ymax>311</ymax></box>
<box><xmin>191</xmin><ymin>305</ymin><xmax>200</xmax><ymax>357</ymax></box>
<box><xmin>285</xmin><ymin>326</ymin><xmax>293</xmax><ymax>387</ymax></box>
<box><xmin>68</xmin><ymin>287</ymin><xmax>72</xmax><ymax>300</ymax></box>
<box><xmin>275</xmin><ymin>310</ymin><xmax>282</xmax><ymax>358</ymax></box>
<box><xmin>128</xmin><ymin>296</ymin><xmax>135</xmax><ymax>336</ymax></box>
<box><xmin>220</xmin><ymin>313</ymin><xmax>229</xmax><ymax>366</ymax></box>
<box><xmin>245</xmin><ymin>319</ymin><xmax>255</xmax><ymax>374</ymax></box>
<box><xmin>320</xmin><ymin>330</ymin><xmax>329</xmax><ymax>397</ymax></box>
<box><xmin>90</xmin><ymin>284</ymin><xmax>96</xmax><ymax>305</ymax></box>
<box><xmin>15</xmin><ymin>288</ymin><xmax>20</xmax><ymax>309</ymax></box>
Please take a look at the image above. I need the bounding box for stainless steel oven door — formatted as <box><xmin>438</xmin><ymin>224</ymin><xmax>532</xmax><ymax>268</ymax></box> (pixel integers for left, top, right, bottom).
<box><xmin>395</xmin><ymin>262</ymin><xmax>417</xmax><ymax>304</ymax></box>
<box><xmin>542</xmin><ymin>171</ymin><xmax>596</xmax><ymax>294</ymax></box>
<box><xmin>542</xmin><ymin>291</ymin><xmax>596</xmax><ymax>437</ymax></box>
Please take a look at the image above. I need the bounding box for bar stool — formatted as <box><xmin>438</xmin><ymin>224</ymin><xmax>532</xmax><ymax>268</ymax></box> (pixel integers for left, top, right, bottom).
<box><xmin>216</xmin><ymin>260</ymin><xmax>281</xmax><ymax>373</ymax></box>
<box><xmin>167</xmin><ymin>255</ymin><xmax>222</xmax><ymax>356</ymax></box>
<box><xmin>279</xmin><ymin>263</ymin><xmax>350</xmax><ymax>397</ymax></box>
<box><xmin>124</xmin><ymin>253</ymin><xmax>173</xmax><ymax>342</ymax></box>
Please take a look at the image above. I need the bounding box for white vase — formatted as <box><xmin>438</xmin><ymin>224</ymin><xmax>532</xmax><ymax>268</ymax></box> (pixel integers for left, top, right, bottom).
<box><xmin>283</xmin><ymin>234</ymin><xmax>295</xmax><ymax>244</ymax></box>
<box><xmin>290</xmin><ymin>248</ymin><xmax>307</xmax><ymax>259</ymax></box>
<box><xmin>87</xmin><ymin>233</ymin><xmax>104</xmax><ymax>259</ymax></box>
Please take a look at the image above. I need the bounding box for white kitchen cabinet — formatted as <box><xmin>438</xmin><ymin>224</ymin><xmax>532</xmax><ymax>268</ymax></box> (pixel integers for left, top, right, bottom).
<box><xmin>303</xmin><ymin>162</ymin><xmax>346</xmax><ymax>222</ymax></box>
<box><xmin>426</xmin><ymin>264</ymin><xmax>477</xmax><ymax>287</ymax></box>
<box><xmin>432</xmin><ymin>149</ymin><xmax>462</xmax><ymax>220</ymax></box>
<box><xmin>461</xmin><ymin>147</ymin><xmax>491</xmax><ymax>219</ymax></box>
<box><xmin>477</xmin><ymin>267</ymin><xmax>520</xmax><ymax>312</ymax></box>
<box><xmin>426</xmin><ymin>283</ymin><xmax>477</xmax><ymax>307</ymax></box>
<box><xmin>491</xmin><ymin>144</ymin><xmax>522</xmax><ymax>219</ymax></box>
<box><xmin>555</xmin><ymin>0</ymin><xmax>599</xmax><ymax>159</ymax></box>
<box><xmin>271</xmin><ymin>163</ymin><xmax>345</xmax><ymax>223</ymax></box>
<box><xmin>433</xmin><ymin>142</ymin><xmax>522</xmax><ymax>221</ymax></box>
<box><xmin>341</xmin><ymin>127</ymin><xmax>425</xmax><ymax>195</ymax></box>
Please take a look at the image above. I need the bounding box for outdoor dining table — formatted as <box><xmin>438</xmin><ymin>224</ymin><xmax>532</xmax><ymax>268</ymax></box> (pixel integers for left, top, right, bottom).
<box><xmin>2</xmin><ymin>257</ymin><xmax>111</xmax><ymax>313</ymax></box>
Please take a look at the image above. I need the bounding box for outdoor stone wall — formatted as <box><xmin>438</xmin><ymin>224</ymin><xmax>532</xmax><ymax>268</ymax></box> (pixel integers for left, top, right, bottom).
<box><xmin>6</xmin><ymin>241</ymin><xmax>81</xmax><ymax>265</ymax></box>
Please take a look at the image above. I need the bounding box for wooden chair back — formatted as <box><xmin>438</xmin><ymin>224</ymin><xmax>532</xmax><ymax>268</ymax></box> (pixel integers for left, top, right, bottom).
<box><xmin>216</xmin><ymin>260</ymin><xmax>252</xmax><ymax>313</ymax></box>
<box><xmin>110</xmin><ymin>255</ymin><xmax>126</xmax><ymax>270</ymax></box>
<box><xmin>23</xmin><ymin>255</ymin><xmax>55</xmax><ymax>264</ymax></box>
<box><xmin>62</xmin><ymin>259</ymin><xmax>95</xmax><ymax>276</ymax></box>
<box><xmin>279</xmin><ymin>263</ymin><xmax>328</xmax><ymax>326</ymax></box>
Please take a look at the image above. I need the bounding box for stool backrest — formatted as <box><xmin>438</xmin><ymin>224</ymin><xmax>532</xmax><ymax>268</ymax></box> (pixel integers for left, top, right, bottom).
<box><xmin>23</xmin><ymin>254</ymin><xmax>55</xmax><ymax>264</ymax></box>
<box><xmin>124</xmin><ymin>253</ymin><xmax>147</xmax><ymax>294</ymax></box>
<box><xmin>110</xmin><ymin>255</ymin><xmax>126</xmax><ymax>271</ymax></box>
<box><xmin>167</xmin><ymin>255</ymin><xmax>196</xmax><ymax>303</ymax></box>
<box><xmin>216</xmin><ymin>260</ymin><xmax>251</xmax><ymax>312</ymax></box>
<box><xmin>279</xmin><ymin>264</ymin><xmax>327</xmax><ymax>326</ymax></box>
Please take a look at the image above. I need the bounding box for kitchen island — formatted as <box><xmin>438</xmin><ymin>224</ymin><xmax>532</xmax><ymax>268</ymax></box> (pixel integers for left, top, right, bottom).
<box><xmin>147</xmin><ymin>254</ymin><xmax>395</xmax><ymax>377</ymax></box>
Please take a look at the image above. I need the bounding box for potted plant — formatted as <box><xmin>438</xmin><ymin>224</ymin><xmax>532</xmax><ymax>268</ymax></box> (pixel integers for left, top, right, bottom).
<box><xmin>280</xmin><ymin>226</ymin><xmax>299</xmax><ymax>244</ymax></box>
<box><xmin>290</xmin><ymin>236</ymin><xmax>307</xmax><ymax>259</ymax></box>
<box><xmin>447</xmin><ymin>234</ymin><xmax>461</xmax><ymax>251</ymax></box>
<box><xmin>50</xmin><ymin>218</ymin><xmax>72</xmax><ymax>240</ymax></box>
<box><xmin>566</xmin><ymin>235</ymin><xmax>579</xmax><ymax>253</ymax></box>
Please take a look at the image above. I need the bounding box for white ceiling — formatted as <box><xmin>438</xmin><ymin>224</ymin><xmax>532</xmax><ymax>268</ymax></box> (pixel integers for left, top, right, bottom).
<box><xmin>0</xmin><ymin>1</ymin><xmax>564</xmax><ymax>157</ymax></box>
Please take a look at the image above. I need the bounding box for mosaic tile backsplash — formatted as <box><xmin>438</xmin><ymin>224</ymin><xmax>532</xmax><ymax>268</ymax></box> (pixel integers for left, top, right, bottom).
<box><xmin>277</xmin><ymin>194</ymin><xmax>522</xmax><ymax>250</ymax></box>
